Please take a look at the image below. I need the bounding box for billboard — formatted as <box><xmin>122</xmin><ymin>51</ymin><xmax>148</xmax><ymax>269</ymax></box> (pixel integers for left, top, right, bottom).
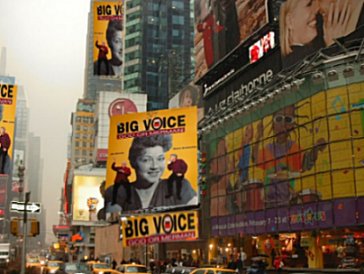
<box><xmin>278</xmin><ymin>0</ymin><xmax>364</xmax><ymax>68</ymax></box>
<box><xmin>121</xmin><ymin>210</ymin><xmax>199</xmax><ymax>247</ymax></box>
<box><xmin>208</xmin><ymin>81</ymin><xmax>364</xmax><ymax>218</ymax></box>
<box><xmin>105</xmin><ymin>107</ymin><xmax>198</xmax><ymax>213</ymax></box>
<box><xmin>194</xmin><ymin>0</ymin><xmax>268</xmax><ymax>78</ymax></box>
<box><xmin>93</xmin><ymin>1</ymin><xmax>123</xmax><ymax>78</ymax></box>
<box><xmin>0</xmin><ymin>83</ymin><xmax>17</xmax><ymax>175</ymax></box>
<box><xmin>169</xmin><ymin>83</ymin><xmax>204</xmax><ymax>121</ymax></box>
<box><xmin>72</xmin><ymin>175</ymin><xmax>105</xmax><ymax>222</ymax></box>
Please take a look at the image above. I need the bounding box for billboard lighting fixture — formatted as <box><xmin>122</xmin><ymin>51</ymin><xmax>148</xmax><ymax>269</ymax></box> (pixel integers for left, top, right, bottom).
<box><xmin>282</xmin><ymin>83</ymin><xmax>291</xmax><ymax>92</ymax></box>
<box><xmin>311</xmin><ymin>72</ymin><xmax>325</xmax><ymax>84</ymax></box>
<box><xmin>360</xmin><ymin>63</ymin><xmax>364</xmax><ymax>75</ymax></box>
<box><xmin>327</xmin><ymin>70</ymin><xmax>339</xmax><ymax>81</ymax></box>
<box><xmin>267</xmin><ymin>92</ymin><xmax>274</xmax><ymax>98</ymax></box>
<box><xmin>343</xmin><ymin>66</ymin><xmax>354</xmax><ymax>78</ymax></box>
<box><xmin>259</xmin><ymin>97</ymin><xmax>266</xmax><ymax>103</ymax></box>
<box><xmin>237</xmin><ymin>109</ymin><xmax>243</xmax><ymax>114</ymax></box>
<box><xmin>274</xmin><ymin>88</ymin><xmax>281</xmax><ymax>95</ymax></box>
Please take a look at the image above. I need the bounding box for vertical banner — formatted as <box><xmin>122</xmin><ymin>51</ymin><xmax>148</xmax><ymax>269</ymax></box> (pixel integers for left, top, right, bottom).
<box><xmin>0</xmin><ymin>82</ymin><xmax>17</xmax><ymax>175</ymax></box>
<box><xmin>105</xmin><ymin>107</ymin><xmax>198</xmax><ymax>213</ymax></box>
<box><xmin>93</xmin><ymin>1</ymin><xmax>123</xmax><ymax>78</ymax></box>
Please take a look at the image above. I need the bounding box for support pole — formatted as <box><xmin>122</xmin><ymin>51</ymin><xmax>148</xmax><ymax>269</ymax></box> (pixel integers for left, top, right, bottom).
<box><xmin>20</xmin><ymin>192</ymin><xmax>30</xmax><ymax>274</ymax></box>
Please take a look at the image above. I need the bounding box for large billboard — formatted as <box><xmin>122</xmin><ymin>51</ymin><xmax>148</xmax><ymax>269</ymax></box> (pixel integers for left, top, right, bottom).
<box><xmin>0</xmin><ymin>82</ymin><xmax>17</xmax><ymax>175</ymax></box>
<box><xmin>72</xmin><ymin>175</ymin><xmax>105</xmax><ymax>222</ymax></box>
<box><xmin>105</xmin><ymin>107</ymin><xmax>198</xmax><ymax>213</ymax></box>
<box><xmin>194</xmin><ymin>0</ymin><xmax>268</xmax><ymax>78</ymax></box>
<box><xmin>278</xmin><ymin>0</ymin><xmax>364</xmax><ymax>68</ymax></box>
<box><xmin>207</xmin><ymin>81</ymin><xmax>364</xmax><ymax>218</ymax></box>
<box><xmin>121</xmin><ymin>210</ymin><xmax>199</xmax><ymax>247</ymax></box>
<box><xmin>93</xmin><ymin>1</ymin><xmax>123</xmax><ymax>79</ymax></box>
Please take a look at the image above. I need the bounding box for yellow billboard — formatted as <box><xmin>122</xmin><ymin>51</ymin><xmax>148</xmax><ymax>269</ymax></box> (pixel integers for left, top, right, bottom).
<box><xmin>121</xmin><ymin>210</ymin><xmax>199</xmax><ymax>247</ymax></box>
<box><xmin>72</xmin><ymin>175</ymin><xmax>105</xmax><ymax>222</ymax></box>
<box><xmin>93</xmin><ymin>1</ymin><xmax>123</xmax><ymax>78</ymax></box>
<box><xmin>0</xmin><ymin>83</ymin><xmax>17</xmax><ymax>175</ymax></box>
<box><xmin>105</xmin><ymin>107</ymin><xmax>198</xmax><ymax>213</ymax></box>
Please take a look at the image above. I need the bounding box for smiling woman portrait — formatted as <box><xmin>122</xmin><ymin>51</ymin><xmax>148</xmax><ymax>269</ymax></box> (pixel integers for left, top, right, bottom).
<box><xmin>104</xmin><ymin>134</ymin><xmax>197</xmax><ymax>212</ymax></box>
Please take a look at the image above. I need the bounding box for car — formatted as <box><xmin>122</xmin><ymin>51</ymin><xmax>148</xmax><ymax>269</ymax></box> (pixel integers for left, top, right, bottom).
<box><xmin>44</xmin><ymin>260</ymin><xmax>64</xmax><ymax>274</ymax></box>
<box><xmin>26</xmin><ymin>257</ymin><xmax>42</xmax><ymax>268</ymax></box>
<box><xmin>117</xmin><ymin>264</ymin><xmax>148</xmax><ymax>274</ymax></box>
<box><xmin>88</xmin><ymin>262</ymin><xmax>116</xmax><ymax>274</ymax></box>
<box><xmin>190</xmin><ymin>267</ymin><xmax>236</xmax><ymax>274</ymax></box>
<box><xmin>162</xmin><ymin>266</ymin><xmax>196</xmax><ymax>274</ymax></box>
<box><xmin>57</xmin><ymin>262</ymin><xmax>91</xmax><ymax>274</ymax></box>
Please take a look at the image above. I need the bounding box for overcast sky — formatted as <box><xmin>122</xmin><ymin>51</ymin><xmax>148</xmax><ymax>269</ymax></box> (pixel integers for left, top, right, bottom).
<box><xmin>0</xmin><ymin>0</ymin><xmax>90</xmax><ymax>243</ymax></box>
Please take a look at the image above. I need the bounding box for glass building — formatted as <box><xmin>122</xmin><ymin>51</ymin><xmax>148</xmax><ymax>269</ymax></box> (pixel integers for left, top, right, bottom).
<box><xmin>124</xmin><ymin>0</ymin><xmax>194</xmax><ymax>110</ymax></box>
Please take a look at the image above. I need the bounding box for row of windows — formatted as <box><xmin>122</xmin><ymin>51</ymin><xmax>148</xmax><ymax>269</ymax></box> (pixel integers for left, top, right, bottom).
<box><xmin>75</xmin><ymin>117</ymin><xmax>94</xmax><ymax>123</ymax></box>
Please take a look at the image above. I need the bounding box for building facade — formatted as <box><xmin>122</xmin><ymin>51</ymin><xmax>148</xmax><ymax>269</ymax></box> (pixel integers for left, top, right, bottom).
<box><xmin>124</xmin><ymin>0</ymin><xmax>194</xmax><ymax>110</ymax></box>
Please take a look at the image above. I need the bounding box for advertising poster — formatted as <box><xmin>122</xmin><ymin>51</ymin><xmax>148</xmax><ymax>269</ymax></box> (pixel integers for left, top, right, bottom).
<box><xmin>105</xmin><ymin>107</ymin><xmax>198</xmax><ymax>213</ymax></box>
<box><xmin>208</xmin><ymin>82</ymin><xmax>364</xmax><ymax>219</ymax></box>
<box><xmin>72</xmin><ymin>175</ymin><xmax>105</xmax><ymax>222</ymax></box>
<box><xmin>278</xmin><ymin>0</ymin><xmax>364</xmax><ymax>68</ymax></box>
<box><xmin>93</xmin><ymin>1</ymin><xmax>123</xmax><ymax>78</ymax></box>
<box><xmin>121</xmin><ymin>210</ymin><xmax>199</xmax><ymax>247</ymax></box>
<box><xmin>169</xmin><ymin>83</ymin><xmax>204</xmax><ymax>121</ymax></box>
<box><xmin>0</xmin><ymin>82</ymin><xmax>17</xmax><ymax>175</ymax></box>
<box><xmin>194</xmin><ymin>0</ymin><xmax>268</xmax><ymax>78</ymax></box>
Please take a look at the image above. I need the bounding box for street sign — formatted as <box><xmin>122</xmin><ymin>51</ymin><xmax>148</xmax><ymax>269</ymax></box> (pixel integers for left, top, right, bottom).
<box><xmin>10</xmin><ymin>201</ymin><xmax>41</xmax><ymax>214</ymax></box>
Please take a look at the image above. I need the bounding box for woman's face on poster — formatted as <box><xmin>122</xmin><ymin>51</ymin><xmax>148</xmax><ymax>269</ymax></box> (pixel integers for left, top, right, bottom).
<box><xmin>110</xmin><ymin>30</ymin><xmax>123</xmax><ymax>63</ymax></box>
<box><xmin>181</xmin><ymin>90</ymin><xmax>194</xmax><ymax>107</ymax></box>
<box><xmin>135</xmin><ymin>146</ymin><xmax>166</xmax><ymax>184</ymax></box>
<box><xmin>287</xmin><ymin>0</ymin><xmax>320</xmax><ymax>45</ymax></box>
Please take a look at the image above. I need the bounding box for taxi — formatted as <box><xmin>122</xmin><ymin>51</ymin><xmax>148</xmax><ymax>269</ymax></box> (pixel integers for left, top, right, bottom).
<box><xmin>117</xmin><ymin>263</ymin><xmax>148</xmax><ymax>274</ymax></box>
<box><xmin>44</xmin><ymin>260</ymin><xmax>64</xmax><ymax>274</ymax></box>
<box><xmin>26</xmin><ymin>257</ymin><xmax>41</xmax><ymax>269</ymax></box>
<box><xmin>190</xmin><ymin>267</ymin><xmax>236</xmax><ymax>274</ymax></box>
<box><xmin>88</xmin><ymin>261</ymin><xmax>117</xmax><ymax>274</ymax></box>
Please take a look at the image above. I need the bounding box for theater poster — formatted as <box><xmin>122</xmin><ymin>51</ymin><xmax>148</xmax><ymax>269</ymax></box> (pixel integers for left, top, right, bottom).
<box><xmin>93</xmin><ymin>1</ymin><xmax>123</xmax><ymax>79</ymax></box>
<box><xmin>105</xmin><ymin>107</ymin><xmax>198</xmax><ymax>213</ymax></box>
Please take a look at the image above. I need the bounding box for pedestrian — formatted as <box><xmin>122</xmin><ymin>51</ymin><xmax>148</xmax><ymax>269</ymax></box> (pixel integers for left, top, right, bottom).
<box><xmin>273</xmin><ymin>255</ymin><xmax>284</xmax><ymax>274</ymax></box>
<box><xmin>112</xmin><ymin>259</ymin><xmax>117</xmax><ymax>269</ymax></box>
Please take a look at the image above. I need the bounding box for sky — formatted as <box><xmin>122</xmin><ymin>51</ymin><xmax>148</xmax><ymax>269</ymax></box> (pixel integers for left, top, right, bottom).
<box><xmin>0</xmin><ymin>0</ymin><xmax>90</xmax><ymax>243</ymax></box>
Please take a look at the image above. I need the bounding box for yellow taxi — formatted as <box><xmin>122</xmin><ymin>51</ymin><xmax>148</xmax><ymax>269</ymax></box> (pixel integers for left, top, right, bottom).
<box><xmin>116</xmin><ymin>264</ymin><xmax>148</xmax><ymax>274</ymax></box>
<box><xmin>26</xmin><ymin>257</ymin><xmax>41</xmax><ymax>269</ymax></box>
<box><xmin>44</xmin><ymin>260</ymin><xmax>64</xmax><ymax>274</ymax></box>
<box><xmin>190</xmin><ymin>267</ymin><xmax>236</xmax><ymax>274</ymax></box>
<box><xmin>88</xmin><ymin>262</ymin><xmax>117</xmax><ymax>274</ymax></box>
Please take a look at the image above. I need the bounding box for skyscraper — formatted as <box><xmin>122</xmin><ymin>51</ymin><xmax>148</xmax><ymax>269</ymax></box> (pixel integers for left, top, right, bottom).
<box><xmin>124</xmin><ymin>0</ymin><xmax>194</xmax><ymax>110</ymax></box>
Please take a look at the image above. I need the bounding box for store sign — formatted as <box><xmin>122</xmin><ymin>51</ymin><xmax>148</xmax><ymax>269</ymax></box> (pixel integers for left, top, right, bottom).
<box><xmin>204</xmin><ymin>49</ymin><xmax>281</xmax><ymax>117</ymax></box>
<box><xmin>212</xmin><ymin>201</ymin><xmax>336</xmax><ymax>236</ymax></box>
<box><xmin>121</xmin><ymin>210</ymin><xmax>198</xmax><ymax>247</ymax></box>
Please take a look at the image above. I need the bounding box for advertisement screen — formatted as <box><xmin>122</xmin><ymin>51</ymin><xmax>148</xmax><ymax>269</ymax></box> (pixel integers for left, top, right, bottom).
<box><xmin>249</xmin><ymin>31</ymin><xmax>275</xmax><ymax>64</ymax></box>
<box><xmin>278</xmin><ymin>0</ymin><xmax>364</xmax><ymax>68</ymax></box>
<box><xmin>93</xmin><ymin>1</ymin><xmax>123</xmax><ymax>79</ymax></box>
<box><xmin>0</xmin><ymin>83</ymin><xmax>17</xmax><ymax>175</ymax></box>
<box><xmin>207</xmin><ymin>81</ymin><xmax>364</xmax><ymax>235</ymax></box>
<box><xmin>194</xmin><ymin>0</ymin><xmax>268</xmax><ymax>78</ymax></box>
<box><xmin>72</xmin><ymin>175</ymin><xmax>105</xmax><ymax>222</ymax></box>
<box><xmin>105</xmin><ymin>107</ymin><xmax>198</xmax><ymax>213</ymax></box>
<box><xmin>121</xmin><ymin>210</ymin><xmax>199</xmax><ymax>247</ymax></box>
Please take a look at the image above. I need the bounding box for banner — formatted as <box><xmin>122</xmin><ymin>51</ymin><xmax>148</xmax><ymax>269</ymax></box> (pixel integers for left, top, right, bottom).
<box><xmin>0</xmin><ymin>82</ymin><xmax>17</xmax><ymax>175</ymax></box>
<box><xmin>105</xmin><ymin>107</ymin><xmax>198</xmax><ymax>213</ymax></box>
<box><xmin>278</xmin><ymin>0</ymin><xmax>364</xmax><ymax>68</ymax></box>
<box><xmin>93</xmin><ymin>1</ymin><xmax>123</xmax><ymax>79</ymax></box>
<box><xmin>194</xmin><ymin>0</ymin><xmax>268</xmax><ymax>78</ymax></box>
<box><xmin>72</xmin><ymin>175</ymin><xmax>105</xmax><ymax>222</ymax></box>
<box><xmin>121</xmin><ymin>210</ymin><xmax>199</xmax><ymax>247</ymax></box>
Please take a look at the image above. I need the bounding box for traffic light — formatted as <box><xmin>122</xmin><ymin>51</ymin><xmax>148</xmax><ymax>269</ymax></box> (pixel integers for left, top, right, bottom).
<box><xmin>29</xmin><ymin>219</ymin><xmax>40</xmax><ymax>237</ymax></box>
<box><xmin>10</xmin><ymin>218</ymin><xmax>19</xmax><ymax>236</ymax></box>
